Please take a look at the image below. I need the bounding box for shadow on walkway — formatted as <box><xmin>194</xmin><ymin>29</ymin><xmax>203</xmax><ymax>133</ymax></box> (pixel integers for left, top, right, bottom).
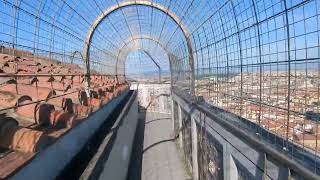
<box><xmin>143</xmin><ymin>137</ymin><xmax>177</xmax><ymax>153</ymax></box>
<box><xmin>144</xmin><ymin>117</ymin><xmax>171</xmax><ymax>125</ymax></box>
<box><xmin>126</xmin><ymin>107</ymin><xmax>146</xmax><ymax>180</ymax></box>
<box><xmin>127</xmin><ymin>108</ymin><xmax>188</xmax><ymax>180</ymax></box>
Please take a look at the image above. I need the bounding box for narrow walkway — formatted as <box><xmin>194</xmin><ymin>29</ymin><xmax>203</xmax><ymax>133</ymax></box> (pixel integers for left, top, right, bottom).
<box><xmin>127</xmin><ymin>111</ymin><xmax>190</xmax><ymax>180</ymax></box>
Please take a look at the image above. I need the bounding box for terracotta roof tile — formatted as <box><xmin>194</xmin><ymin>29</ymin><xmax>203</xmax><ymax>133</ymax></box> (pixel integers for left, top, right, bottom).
<box><xmin>72</xmin><ymin>104</ymin><xmax>92</xmax><ymax>117</ymax></box>
<box><xmin>16</xmin><ymin>99</ymin><xmax>37</xmax><ymax>120</ymax></box>
<box><xmin>2</xmin><ymin>66</ymin><xmax>16</xmax><ymax>73</ymax></box>
<box><xmin>0</xmin><ymin>51</ymin><xmax>130</xmax><ymax>177</ymax></box>
<box><xmin>49</xmin><ymin>110</ymin><xmax>77</xmax><ymax>128</ymax></box>
<box><xmin>36</xmin><ymin>81</ymin><xmax>71</xmax><ymax>92</ymax></box>
<box><xmin>35</xmin><ymin>103</ymin><xmax>55</xmax><ymax>125</ymax></box>
<box><xmin>10</xmin><ymin>127</ymin><xmax>51</xmax><ymax>153</ymax></box>
<box><xmin>0</xmin><ymin>117</ymin><xmax>51</xmax><ymax>153</ymax></box>
<box><xmin>79</xmin><ymin>91</ymin><xmax>88</xmax><ymax>106</ymax></box>
<box><xmin>17</xmin><ymin>64</ymin><xmax>38</xmax><ymax>73</ymax></box>
<box><xmin>0</xmin><ymin>89</ymin><xmax>17</xmax><ymax>108</ymax></box>
<box><xmin>0</xmin><ymin>151</ymin><xmax>34</xmax><ymax>179</ymax></box>
<box><xmin>88</xmin><ymin>98</ymin><xmax>102</xmax><ymax>112</ymax></box>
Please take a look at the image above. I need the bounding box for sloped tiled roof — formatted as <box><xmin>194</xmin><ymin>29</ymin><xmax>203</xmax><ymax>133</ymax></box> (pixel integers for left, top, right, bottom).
<box><xmin>0</xmin><ymin>52</ymin><xmax>129</xmax><ymax>179</ymax></box>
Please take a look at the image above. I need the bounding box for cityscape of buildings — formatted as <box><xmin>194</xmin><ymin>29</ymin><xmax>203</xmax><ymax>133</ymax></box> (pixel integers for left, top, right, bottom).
<box><xmin>196</xmin><ymin>70</ymin><xmax>320</xmax><ymax>152</ymax></box>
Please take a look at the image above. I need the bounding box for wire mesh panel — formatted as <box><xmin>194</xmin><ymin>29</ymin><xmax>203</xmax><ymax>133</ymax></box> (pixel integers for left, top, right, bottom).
<box><xmin>181</xmin><ymin>108</ymin><xmax>193</xmax><ymax>171</ymax></box>
<box><xmin>205</xmin><ymin>133</ymin><xmax>224</xmax><ymax>180</ymax></box>
<box><xmin>180</xmin><ymin>0</ymin><xmax>320</xmax><ymax>167</ymax></box>
<box><xmin>173</xmin><ymin>101</ymin><xmax>179</xmax><ymax>133</ymax></box>
<box><xmin>196</xmin><ymin>112</ymin><xmax>224</xmax><ymax>180</ymax></box>
<box><xmin>1</xmin><ymin>0</ymin><xmax>320</xmax><ymax>178</ymax></box>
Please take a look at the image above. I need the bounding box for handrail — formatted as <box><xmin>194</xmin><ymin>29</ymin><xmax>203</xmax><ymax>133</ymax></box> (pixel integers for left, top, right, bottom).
<box><xmin>172</xmin><ymin>89</ymin><xmax>320</xmax><ymax>180</ymax></box>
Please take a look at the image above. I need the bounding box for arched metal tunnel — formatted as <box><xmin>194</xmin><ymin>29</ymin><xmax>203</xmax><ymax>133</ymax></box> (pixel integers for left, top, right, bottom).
<box><xmin>0</xmin><ymin>0</ymin><xmax>320</xmax><ymax>179</ymax></box>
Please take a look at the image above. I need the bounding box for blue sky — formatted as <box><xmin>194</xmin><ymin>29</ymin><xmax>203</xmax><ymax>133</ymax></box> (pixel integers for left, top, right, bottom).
<box><xmin>0</xmin><ymin>0</ymin><xmax>319</xmax><ymax>77</ymax></box>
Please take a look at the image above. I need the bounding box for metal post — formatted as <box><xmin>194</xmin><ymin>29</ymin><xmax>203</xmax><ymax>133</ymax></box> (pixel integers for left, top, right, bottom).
<box><xmin>142</xmin><ymin>50</ymin><xmax>161</xmax><ymax>83</ymax></box>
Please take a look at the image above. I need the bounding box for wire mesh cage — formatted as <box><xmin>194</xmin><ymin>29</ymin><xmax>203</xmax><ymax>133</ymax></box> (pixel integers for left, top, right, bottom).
<box><xmin>0</xmin><ymin>0</ymin><xmax>320</xmax><ymax>178</ymax></box>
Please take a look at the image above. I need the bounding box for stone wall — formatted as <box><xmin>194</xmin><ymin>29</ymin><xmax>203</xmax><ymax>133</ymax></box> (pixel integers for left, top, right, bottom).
<box><xmin>131</xmin><ymin>83</ymin><xmax>171</xmax><ymax>114</ymax></box>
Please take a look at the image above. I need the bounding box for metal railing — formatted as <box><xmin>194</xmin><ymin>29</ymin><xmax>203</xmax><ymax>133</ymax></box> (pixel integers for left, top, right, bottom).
<box><xmin>172</xmin><ymin>89</ymin><xmax>320</xmax><ymax>179</ymax></box>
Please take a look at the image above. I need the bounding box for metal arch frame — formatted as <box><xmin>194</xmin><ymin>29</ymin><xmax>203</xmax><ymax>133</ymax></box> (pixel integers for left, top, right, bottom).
<box><xmin>142</xmin><ymin>50</ymin><xmax>161</xmax><ymax>83</ymax></box>
<box><xmin>116</xmin><ymin>35</ymin><xmax>170</xmax><ymax>83</ymax></box>
<box><xmin>116</xmin><ymin>35</ymin><xmax>169</xmax><ymax>74</ymax></box>
<box><xmin>123</xmin><ymin>49</ymin><xmax>162</xmax><ymax>83</ymax></box>
<box><xmin>83</xmin><ymin>0</ymin><xmax>195</xmax><ymax>96</ymax></box>
<box><xmin>70</xmin><ymin>50</ymin><xmax>84</xmax><ymax>64</ymax></box>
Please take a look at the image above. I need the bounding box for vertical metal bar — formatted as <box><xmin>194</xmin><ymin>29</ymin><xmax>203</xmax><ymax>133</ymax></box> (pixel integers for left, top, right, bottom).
<box><xmin>33</xmin><ymin>0</ymin><xmax>42</xmax><ymax>63</ymax></box>
<box><xmin>49</xmin><ymin>23</ymin><xmax>54</xmax><ymax>60</ymax></box>
<box><xmin>218</xmin><ymin>11</ymin><xmax>230</xmax><ymax>111</ymax></box>
<box><xmin>192</xmin><ymin>34</ymin><xmax>199</xmax><ymax>96</ymax></box>
<box><xmin>230</xmin><ymin>0</ymin><xmax>244</xmax><ymax>116</ymax></box>
<box><xmin>85</xmin><ymin>50</ymin><xmax>91</xmax><ymax>96</ymax></box>
<box><xmin>207</xmin><ymin>19</ymin><xmax>219</xmax><ymax>105</ymax></box>
<box><xmin>264</xmin><ymin>153</ymin><xmax>268</xmax><ymax>178</ymax></box>
<box><xmin>198</xmin><ymin>31</ymin><xmax>205</xmax><ymax>96</ymax></box>
<box><xmin>202</xmin><ymin>26</ymin><xmax>211</xmax><ymax>98</ymax></box>
<box><xmin>12</xmin><ymin>0</ymin><xmax>20</xmax><ymax>104</ymax></box>
<box><xmin>315</xmin><ymin>0</ymin><xmax>320</xmax><ymax>171</ymax></box>
<box><xmin>283</xmin><ymin>0</ymin><xmax>292</xmax><ymax>149</ymax></box>
<box><xmin>33</xmin><ymin>0</ymin><xmax>42</xmax><ymax>102</ymax></box>
<box><xmin>251</xmin><ymin>0</ymin><xmax>263</xmax><ymax>130</ymax></box>
<box><xmin>169</xmin><ymin>55</ymin><xmax>174</xmax><ymax>90</ymax></box>
<box><xmin>12</xmin><ymin>0</ymin><xmax>19</xmax><ymax>51</ymax></box>
<box><xmin>142</xmin><ymin>50</ymin><xmax>162</xmax><ymax>83</ymax></box>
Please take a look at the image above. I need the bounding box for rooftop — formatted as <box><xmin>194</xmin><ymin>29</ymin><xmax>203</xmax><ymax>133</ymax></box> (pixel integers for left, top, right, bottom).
<box><xmin>0</xmin><ymin>49</ymin><xmax>128</xmax><ymax>179</ymax></box>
